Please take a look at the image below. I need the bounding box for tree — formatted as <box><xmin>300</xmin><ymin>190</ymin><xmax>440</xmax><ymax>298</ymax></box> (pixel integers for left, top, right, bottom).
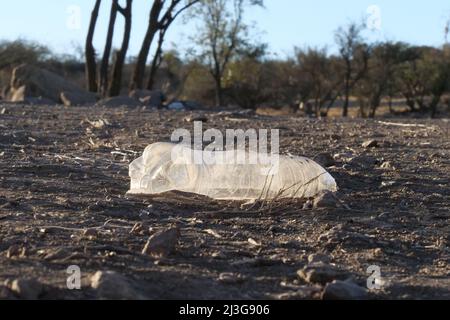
<box><xmin>335</xmin><ymin>22</ymin><xmax>370</xmax><ymax>117</ymax></box>
<box><xmin>130</xmin><ymin>0</ymin><xmax>200</xmax><ymax>91</ymax></box>
<box><xmin>85</xmin><ymin>0</ymin><xmax>133</xmax><ymax>97</ymax></box>
<box><xmin>397</xmin><ymin>46</ymin><xmax>450</xmax><ymax>117</ymax></box>
<box><xmin>192</xmin><ymin>0</ymin><xmax>263</xmax><ymax>107</ymax></box>
<box><xmin>355</xmin><ymin>42</ymin><xmax>410</xmax><ymax>117</ymax></box>
<box><xmin>225</xmin><ymin>44</ymin><xmax>268</xmax><ymax>109</ymax></box>
<box><xmin>108</xmin><ymin>0</ymin><xmax>133</xmax><ymax>97</ymax></box>
<box><xmin>99</xmin><ymin>0</ymin><xmax>119</xmax><ymax>97</ymax></box>
<box><xmin>295</xmin><ymin>47</ymin><xmax>342</xmax><ymax>116</ymax></box>
<box><xmin>85</xmin><ymin>0</ymin><xmax>101</xmax><ymax>92</ymax></box>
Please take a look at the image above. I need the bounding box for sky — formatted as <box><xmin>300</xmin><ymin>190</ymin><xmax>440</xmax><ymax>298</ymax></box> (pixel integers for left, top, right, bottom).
<box><xmin>0</xmin><ymin>0</ymin><xmax>449</xmax><ymax>59</ymax></box>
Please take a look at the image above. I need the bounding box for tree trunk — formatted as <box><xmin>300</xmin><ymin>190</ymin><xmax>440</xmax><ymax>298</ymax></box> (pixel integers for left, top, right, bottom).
<box><xmin>85</xmin><ymin>0</ymin><xmax>101</xmax><ymax>92</ymax></box>
<box><xmin>109</xmin><ymin>0</ymin><xmax>133</xmax><ymax>97</ymax></box>
<box><xmin>130</xmin><ymin>0</ymin><xmax>163</xmax><ymax>90</ymax></box>
<box><xmin>342</xmin><ymin>85</ymin><xmax>350</xmax><ymax>117</ymax></box>
<box><xmin>214</xmin><ymin>76</ymin><xmax>224</xmax><ymax>107</ymax></box>
<box><xmin>147</xmin><ymin>29</ymin><xmax>166</xmax><ymax>90</ymax></box>
<box><xmin>388</xmin><ymin>95</ymin><xmax>394</xmax><ymax>114</ymax></box>
<box><xmin>99</xmin><ymin>0</ymin><xmax>118</xmax><ymax>97</ymax></box>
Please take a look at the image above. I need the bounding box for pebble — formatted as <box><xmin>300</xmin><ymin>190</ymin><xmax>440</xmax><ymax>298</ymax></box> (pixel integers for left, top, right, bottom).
<box><xmin>321</xmin><ymin>280</ymin><xmax>368</xmax><ymax>300</ymax></box>
<box><xmin>184</xmin><ymin>115</ymin><xmax>208</xmax><ymax>123</ymax></box>
<box><xmin>0</xmin><ymin>285</ymin><xmax>15</xmax><ymax>299</ymax></box>
<box><xmin>313</xmin><ymin>191</ymin><xmax>338</xmax><ymax>209</ymax></box>
<box><xmin>313</xmin><ymin>152</ymin><xmax>336</xmax><ymax>168</ymax></box>
<box><xmin>380</xmin><ymin>161</ymin><xmax>394</xmax><ymax>170</ymax></box>
<box><xmin>297</xmin><ymin>262</ymin><xmax>351</xmax><ymax>285</ymax></box>
<box><xmin>90</xmin><ymin>271</ymin><xmax>145</xmax><ymax>300</ymax></box>
<box><xmin>307</xmin><ymin>253</ymin><xmax>331</xmax><ymax>264</ymax></box>
<box><xmin>218</xmin><ymin>272</ymin><xmax>246</xmax><ymax>284</ymax></box>
<box><xmin>10</xmin><ymin>278</ymin><xmax>44</xmax><ymax>300</ymax></box>
<box><xmin>362</xmin><ymin>139</ymin><xmax>379</xmax><ymax>148</ymax></box>
<box><xmin>142</xmin><ymin>227</ymin><xmax>180</xmax><ymax>257</ymax></box>
<box><xmin>274</xmin><ymin>285</ymin><xmax>322</xmax><ymax>300</ymax></box>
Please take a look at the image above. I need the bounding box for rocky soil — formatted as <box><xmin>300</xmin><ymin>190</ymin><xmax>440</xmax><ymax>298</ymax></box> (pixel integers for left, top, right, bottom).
<box><xmin>0</xmin><ymin>104</ymin><xmax>449</xmax><ymax>300</ymax></box>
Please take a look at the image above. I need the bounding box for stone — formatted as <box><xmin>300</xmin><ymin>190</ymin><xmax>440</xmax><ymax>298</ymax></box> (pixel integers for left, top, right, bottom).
<box><xmin>83</xmin><ymin>228</ymin><xmax>97</xmax><ymax>237</ymax></box>
<box><xmin>142</xmin><ymin>227</ymin><xmax>180</xmax><ymax>257</ymax></box>
<box><xmin>184</xmin><ymin>114</ymin><xmax>208</xmax><ymax>123</ymax></box>
<box><xmin>0</xmin><ymin>285</ymin><xmax>15</xmax><ymax>299</ymax></box>
<box><xmin>302</xmin><ymin>200</ymin><xmax>313</xmax><ymax>210</ymax></box>
<box><xmin>380</xmin><ymin>161</ymin><xmax>394</xmax><ymax>170</ymax></box>
<box><xmin>362</xmin><ymin>140</ymin><xmax>379</xmax><ymax>148</ymax></box>
<box><xmin>6</xmin><ymin>245</ymin><xmax>21</xmax><ymax>258</ymax></box>
<box><xmin>348</xmin><ymin>155</ymin><xmax>379</xmax><ymax>169</ymax></box>
<box><xmin>60</xmin><ymin>91</ymin><xmax>97</xmax><ymax>107</ymax></box>
<box><xmin>96</xmin><ymin>96</ymin><xmax>143</xmax><ymax>108</ymax></box>
<box><xmin>318</xmin><ymin>225</ymin><xmax>376</xmax><ymax>250</ymax></box>
<box><xmin>26</xmin><ymin>97</ymin><xmax>59</xmax><ymax>105</ymax></box>
<box><xmin>168</xmin><ymin>101</ymin><xmax>185</xmax><ymax>110</ymax></box>
<box><xmin>129</xmin><ymin>89</ymin><xmax>165</xmax><ymax>107</ymax></box>
<box><xmin>297</xmin><ymin>262</ymin><xmax>351</xmax><ymax>285</ymax></box>
<box><xmin>274</xmin><ymin>285</ymin><xmax>322</xmax><ymax>300</ymax></box>
<box><xmin>8</xmin><ymin>64</ymin><xmax>90</xmax><ymax>103</ymax></box>
<box><xmin>218</xmin><ymin>273</ymin><xmax>246</xmax><ymax>284</ymax></box>
<box><xmin>307</xmin><ymin>253</ymin><xmax>331</xmax><ymax>264</ymax></box>
<box><xmin>313</xmin><ymin>152</ymin><xmax>336</xmax><ymax>168</ymax></box>
<box><xmin>313</xmin><ymin>191</ymin><xmax>338</xmax><ymax>209</ymax></box>
<box><xmin>9</xmin><ymin>85</ymin><xmax>28</xmax><ymax>102</ymax></box>
<box><xmin>90</xmin><ymin>271</ymin><xmax>145</xmax><ymax>300</ymax></box>
<box><xmin>10</xmin><ymin>278</ymin><xmax>44</xmax><ymax>300</ymax></box>
<box><xmin>321</xmin><ymin>280</ymin><xmax>368</xmax><ymax>300</ymax></box>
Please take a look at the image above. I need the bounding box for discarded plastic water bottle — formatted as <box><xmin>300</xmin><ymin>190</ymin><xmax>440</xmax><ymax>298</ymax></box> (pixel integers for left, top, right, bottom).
<box><xmin>128</xmin><ymin>142</ymin><xmax>337</xmax><ymax>200</ymax></box>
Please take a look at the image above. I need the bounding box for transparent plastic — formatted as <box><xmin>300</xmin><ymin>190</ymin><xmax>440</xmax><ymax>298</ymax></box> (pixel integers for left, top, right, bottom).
<box><xmin>128</xmin><ymin>142</ymin><xmax>337</xmax><ymax>200</ymax></box>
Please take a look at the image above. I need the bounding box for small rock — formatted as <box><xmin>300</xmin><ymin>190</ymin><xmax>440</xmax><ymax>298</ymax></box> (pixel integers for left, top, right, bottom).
<box><xmin>10</xmin><ymin>278</ymin><xmax>44</xmax><ymax>300</ymax></box>
<box><xmin>380</xmin><ymin>161</ymin><xmax>393</xmax><ymax>170</ymax></box>
<box><xmin>96</xmin><ymin>96</ymin><xmax>143</xmax><ymax>108</ymax></box>
<box><xmin>0</xmin><ymin>107</ymin><xmax>6</xmax><ymax>115</ymax></box>
<box><xmin>362</xmin><ymin>139</ymin><xmax>378</xmax><ymax>148</ymax></box>
<box><xmin>43</xmin><ymin>248</ymin><xmax>70</xmax><ymax>261</ymax></box>
<box><xmin>90</xmin><ymin>271</ymin><xmax>145</xmax><ymax>300</ymax></box>
<box><xmin>218</xmin><ymin>273</ymin><xmax>246</xmax><ymax>284</ymax></box>
<box><xmin>318</xmin><ymin>225</ymin><xmax>375</xmax><ymax>249</ymax></box>
<box><xmin>142</xmin><ymin>227</ymin><xmax>180</xmax><ymax>257</ymax></box>
<box><xmin>6</xmin><ymin>245</ymin><xmax>21</xmax><ymax>258</ymax></box>
<box><xmin>318</xmin><ymin>224</ymin><xmax>345</xmax><ymax>242</ymax></box>
<box><xmin>88</xmin><ymin>118</ymin><xmax>110</xmax><ymax>129</ymax></box>
<box><xmin>168</xmin><ymin>101</ymin><xmax>185</xmax><ymax>110</ymax></box>
<box><xmin>83</xmin><ymin>228</ymin><xmax>97</xmax><ymax>237</ymax></box>
<box><xmin>0</xmin><ymin>285</ymin><xmax>15</xmax><ymax>299</ymax></box>
<box><xmin>129</xmin><ymin>89</ymin><xmax>164</xmax><ymax>107</ymax></box>
<box><xmin>348</xmin><ymin>155</ymin><xmax>379</xmax><ymax>169</ymax></box>
<box><xmin>274</xmin><ymin>285</ymin><xmax>322</xmax><ymax>300</ymax></box>
<box><xmin>313</xmin><ymin>152</ymin><xmax>336</xmax><ymax>168</ymax></box>
<box><xmin>185</xmin><ymin>114</ymin><xmax>208</xmax><ymax>123</ymax></box>
<box><xmin>302</xmin><ymin>200</ymin><xmax>313</xmax><ymax>210</ymax></box>
<box><xmin>321</xmin><ymin>280</ymin><xmax>368</xmax><ymax>300</ymax></box>
<box><xmin>297</xmin><ymin>262</ymin><xmax>351</xmax><ymax>285</ymax></box>
<box><xmin>313</xmin><ymin>191</ymin><xmax>338</xmax><ymax>209</ymax></box>
<box><xmin>60</xmin><ymin>91</ymin><xmax>97</xmax><ymax>107</ymax></box>
<box><xmin>308</xmin><ymin>253</ymin><xmax>331</xmax><ymax>264</ymax></box>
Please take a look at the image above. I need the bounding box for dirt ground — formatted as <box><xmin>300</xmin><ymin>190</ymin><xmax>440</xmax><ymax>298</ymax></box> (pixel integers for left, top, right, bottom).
<box><xmin>0</xmin><ymin>104</ymin><xmax>449</xmax><ymax>300</ymax></box>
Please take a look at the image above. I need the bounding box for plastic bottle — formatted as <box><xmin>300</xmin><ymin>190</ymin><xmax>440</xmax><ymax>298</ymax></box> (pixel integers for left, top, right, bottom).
<box><xmin>128</xmin><ymin>142</ymin><xmax>337</xmax><ymax>200</ymax></box>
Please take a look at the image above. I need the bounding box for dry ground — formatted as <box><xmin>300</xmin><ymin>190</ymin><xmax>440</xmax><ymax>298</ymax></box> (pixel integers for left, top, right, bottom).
<box><xmin>0</xmin><ymin>104</ymin><xmax>449</xmax><ymax>299</ymax></box>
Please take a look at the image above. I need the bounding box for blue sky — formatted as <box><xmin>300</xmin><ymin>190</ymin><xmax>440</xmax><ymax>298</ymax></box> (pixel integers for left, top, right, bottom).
<box><xmin>0</xmin><ymin>0</ymin><xmax>449</xmax><ymax>59</ymax></box>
